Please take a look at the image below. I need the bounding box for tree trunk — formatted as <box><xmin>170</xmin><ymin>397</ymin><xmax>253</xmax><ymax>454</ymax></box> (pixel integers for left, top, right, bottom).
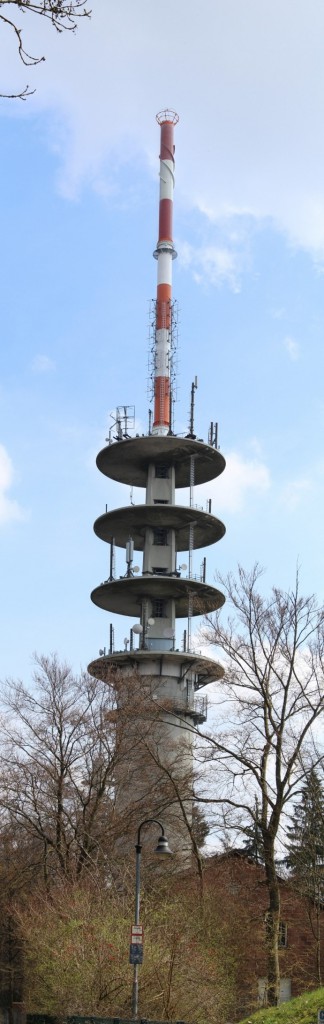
<box><xmin>316</xmin><ymin>898</ymin><xmax>322</xmax><ymax>986</ymax></box>
<box><xmin>264</xmin><ymin>850</ymin><xmax>280</xmax><ymax>1006</ymax></box>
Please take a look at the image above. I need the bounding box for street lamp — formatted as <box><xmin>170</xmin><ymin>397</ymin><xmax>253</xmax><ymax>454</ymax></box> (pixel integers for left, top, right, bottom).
<box><xmin>130</xmin><ymin>817</ymin><xmax>172</xmax><ymax>1019</ymax></box>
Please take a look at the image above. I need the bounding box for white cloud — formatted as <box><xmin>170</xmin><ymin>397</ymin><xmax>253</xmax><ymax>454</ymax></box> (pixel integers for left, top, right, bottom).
<box><xmin>271</xmin><ymin>308</ymin><xmax>286</xmax><ymax>321</ymax></box>
<box><xmin>32</xmin><ymin>354</ymin><xmax>56</xmax><ymax>373</ymax></box>
<box><xmin>0</xmin><ymin>445</ymin><xmax>25</xmax><ymax>526</ymax></box>
<box><xmin>283</xmin><ymin>336</ymin><xmax>300</xmax><ymax>361</ymax></box>
<box><xmin>247</xmin><ymin>438</ymin><xmax>264</xmax><ymax>458</ymax></box>
<box><xmin>3</xmin><ymin>1</ymin><xmax>324</xmax><ymax>256</ymax></box>
<box><xmin>279</xmin><ymin>476</ymin><xmax>313</xmax><ymax>512</ymax></box>
<box><xmin>196</xmin><ymin>451</ymin><xmax>271</xmax><ymax>514</ymax></box>
<box><xmin>217</xmin><ymin>452</ymin><xmax>271</xmax><ymax>513</ymax></box>
<box><xmin>278</xmin><ymin>460</ymin><xmax>324</xmax><ymax>513</ymax></box>
<box><xmin>177</xmin><ymin>240</ymin><xmax>242</xmax><ymax>291</ymax></box>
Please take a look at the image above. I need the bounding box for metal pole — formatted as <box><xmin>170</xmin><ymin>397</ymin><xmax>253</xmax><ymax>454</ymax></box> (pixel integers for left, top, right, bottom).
<box><xmin>132</xmin><ymin>842</ymin><xmax>142</xmax><ymax>1018</ymax></box>
<box><xmin>109</xmin><ymin>537</ymin><xmax>115</xmax><ymax>581</ymax></box>
<box><xmin>130</xmin><ymin>818</ymin><xmax>169</xmax><ymax>1020</ymax></box>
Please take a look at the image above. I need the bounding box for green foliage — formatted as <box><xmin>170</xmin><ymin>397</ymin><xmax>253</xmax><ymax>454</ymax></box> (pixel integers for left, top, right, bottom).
<box><xmin>192</xmin><ymin>803</ymin><xmax>210</xmax><ymax>849</ymax></box>
<box><xmin>285</xmin><ymin>769</ymin><xmax>324</xmax><ymax>984</ymax></box>
<box><xmin>239</xmin><ymin>986</ymin><xmax>324</xmax><ymax>1024</ymax></box>
<box><xmin>15</xmin><ymin>881</ymin><xmax>130</xmax><ymax>1016</ymax></box>
<box><xmin>14</xmin><ymin>875</ymin><xmax>235</xmax><ymax>1024</ymax></box>
<box><xmin>141</xmin><ymin>883</ymin><xmax>235</xmax><ymax>1024</ymax></box>
<box><xmin>286</xmin><ymin>769</ymin><xmax>324</xmax><ymax>891</ymax></box>
<box><xmin>242</xmin><ymin>798</ymin><xmax>265</xmax><ymax>864</ymax></box>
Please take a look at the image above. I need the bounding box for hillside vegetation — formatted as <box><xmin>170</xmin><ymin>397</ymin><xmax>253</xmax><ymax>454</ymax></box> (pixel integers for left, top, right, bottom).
<box><xmin>240</xmin><ymin>988</ymin><xmax>324</xmax><ymax>1024</ymax></box>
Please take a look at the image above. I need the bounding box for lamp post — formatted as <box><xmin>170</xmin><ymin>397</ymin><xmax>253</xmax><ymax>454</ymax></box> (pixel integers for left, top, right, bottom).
<box><xmin>131</xmin><ymin>818</ymin><xmax>172</xmax><ymax>1019</ymax></box>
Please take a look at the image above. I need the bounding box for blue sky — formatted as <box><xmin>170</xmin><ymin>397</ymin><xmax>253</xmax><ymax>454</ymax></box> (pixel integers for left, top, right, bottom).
<box><xmin>1</xmin><ymin>0</ymin><xmax>324</xmax><ymax>683</ymax></box>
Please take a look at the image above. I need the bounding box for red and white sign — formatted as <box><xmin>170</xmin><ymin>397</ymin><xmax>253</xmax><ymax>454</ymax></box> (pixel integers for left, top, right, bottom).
<box><xmin>131</xmin><ymin>924</ymin><xmax>144</xmax><ymax>942</ymax></box>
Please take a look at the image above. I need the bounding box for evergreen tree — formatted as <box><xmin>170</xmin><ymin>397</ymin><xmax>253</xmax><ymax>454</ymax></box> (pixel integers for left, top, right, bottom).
<box><xmin>286</xmin><ymin>768</ymin><xmax>324</xmax><ymax>886</ymax></box>
<box><xmin>242</xmin><ymin>798</ymin><xmax>265</xmax><ymax>864</ymax></box>
<box><xmin>286</xmin><ymin>767</ymin><xmax>324</xmax><ymax>984</ymax></box>
<box><xmin>192</xmin><ymin>804</ymin><xmax>210</xmax><ymax>849</ymax></box>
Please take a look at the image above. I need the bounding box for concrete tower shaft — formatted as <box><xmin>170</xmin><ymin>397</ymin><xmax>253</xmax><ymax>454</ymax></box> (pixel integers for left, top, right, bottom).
<box><xmin>88</xmin><ymin>114</ymin><xmax>226</xmax><ymax>859</ymax></box>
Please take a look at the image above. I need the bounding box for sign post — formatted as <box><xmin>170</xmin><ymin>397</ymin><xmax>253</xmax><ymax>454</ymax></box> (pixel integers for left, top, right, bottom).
<box><xmin>130</xmin><ymin>925</ymin><xmax>144</xmax><ymax>966</ymax></box>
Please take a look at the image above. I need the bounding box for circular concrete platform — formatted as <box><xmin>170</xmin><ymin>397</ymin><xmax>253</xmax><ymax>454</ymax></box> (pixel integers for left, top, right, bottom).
<box><xmin>97</xmin><ymin>435</ymin><xmax>226</xmax><ymax>488</ymax></box>
<box><xmin>91</xmin><ymin>574</ymin><xmax>224</xmax><ymax>617</ymax></box>
<box><xmin>94</xmin><ymin>504</ymin><xmax>225</xmax><ymax>550</ymax></box>
<box><xmin>88</xmin><ymin>647</ymin><xmax>224</xmax><ymax>688</ymax></box>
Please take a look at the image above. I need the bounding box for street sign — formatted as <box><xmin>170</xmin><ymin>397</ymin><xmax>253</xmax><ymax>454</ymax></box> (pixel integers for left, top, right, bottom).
<box><xmin>317</xmin><ymin>1011</ymin><xmax>324</xmax><ymax>1024</ymax></box>
<box><xmin>131</xmin><ymin>925</ymin><xmax>144</xmax><ymax>942</ymax></box>
<box><xmin>129</xmin><ymin>943</ymin><xmax>143</xmax><ymax>965</ymax></box>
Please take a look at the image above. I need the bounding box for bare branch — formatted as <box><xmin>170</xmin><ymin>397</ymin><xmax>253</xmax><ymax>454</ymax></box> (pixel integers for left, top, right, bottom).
<box><xmin>0</xmin><ymin>0</ymin><xmax>91</xmax><ymax>98</ymax></box>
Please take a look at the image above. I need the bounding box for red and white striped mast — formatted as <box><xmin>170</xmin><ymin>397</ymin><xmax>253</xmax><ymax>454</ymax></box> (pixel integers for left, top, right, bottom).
<box><xmin>152</xmin><ymin>109</ymin><xmax>179</xmax><ymax>436</ymax></box>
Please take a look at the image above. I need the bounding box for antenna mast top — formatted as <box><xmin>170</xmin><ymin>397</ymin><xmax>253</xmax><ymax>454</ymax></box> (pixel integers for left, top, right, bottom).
<box><xmin>156</xmin><ymin>109</ymin><xmax>179</xmax><ymax>125</ymax></box>
<box><xmin>152</xmin><ymin>111</ymin><xmax>178</xmax><ymax>436</ymax></box>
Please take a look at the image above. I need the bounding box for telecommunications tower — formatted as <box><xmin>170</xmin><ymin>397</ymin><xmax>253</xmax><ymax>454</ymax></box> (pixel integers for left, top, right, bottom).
<box><xmin>88</xmin><ymin>111</ymin><xmax>226</xmax><ymax>858</ymax></box>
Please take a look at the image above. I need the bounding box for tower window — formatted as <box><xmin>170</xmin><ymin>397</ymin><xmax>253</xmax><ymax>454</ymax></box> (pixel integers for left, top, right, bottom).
<box><xmin>152</xmin><ymin>599</ymin><xmax>166</xmax><ymax>618</ymax></box>
<box><xmin>153</xmin><ymin>499</ymin><xmax>169</xmax><ymax>504</ymax></box>
<box><xmin>152</xmin><ymin>567</ymin><xmax>167</xmax><ymax>575</ymax></box>
<box><xmin>155</xmin><ymin>464</ymin><xmax>169</xmax><ymax>478</ymax></box>
<box><xmin>153</xmin><ymin>528</ymin><xmax>168</xmax><ymax>545</ymax></box>
<box><xmin>278</xmin><ymin>923</ymin><xmax>288</xmax><ymax>948</ymax></box>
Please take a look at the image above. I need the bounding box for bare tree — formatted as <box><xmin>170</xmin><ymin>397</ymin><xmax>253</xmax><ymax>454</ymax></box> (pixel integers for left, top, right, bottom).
<box><xmin>199</xmin><ymin>565</ymin><xmax>324</xmax><ymax>1006</ymax></box>
<box><xmin>0</xmin><ymin>654</ymin><xmax>119</xmax><ymax>883</ymax></box>
<box><xmin>0</xmin><ymin>657</ymin><xmax>206</xmax><ymax>886</ymax></box>
<box><xmin>0</xmin><ymin>0</ymin><xmax>90</xmax><ymax>99</ymax></box>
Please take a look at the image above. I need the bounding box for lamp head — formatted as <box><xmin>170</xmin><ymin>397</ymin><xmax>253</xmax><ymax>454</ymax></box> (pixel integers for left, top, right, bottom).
<box><xmin>155</xmin><ymin>833</ymin><xmax>173</xmax><ymax>855</ymax></box>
